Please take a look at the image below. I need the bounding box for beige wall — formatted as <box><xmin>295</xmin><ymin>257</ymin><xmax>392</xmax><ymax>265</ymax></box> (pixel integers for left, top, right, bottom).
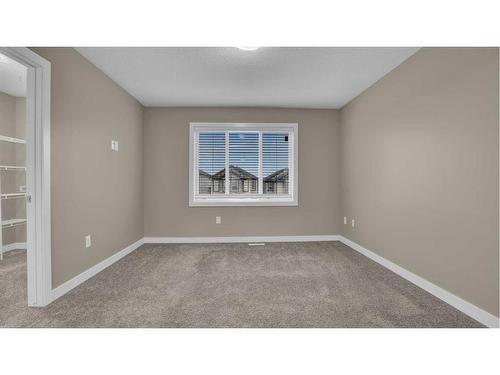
<box><xmin>144</xmin><ymin>107</ymin><xmax>340</xmax><ymax>237</ymax></box>
<box><xmin>31</xmin><ymin>48</ymin><xmax>144</xmax><ymax>288</ymax></box>
<box><xmin>339</xmin><ymin>48</ymin><xmax>499</xmax><ymax>316</ymax></box>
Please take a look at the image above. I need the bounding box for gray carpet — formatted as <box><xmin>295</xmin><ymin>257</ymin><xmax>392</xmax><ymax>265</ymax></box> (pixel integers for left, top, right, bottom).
<box><xmin>0</xmin><ymin>242</ymin><xmax>483</xmax><ymax>327</ymax></box>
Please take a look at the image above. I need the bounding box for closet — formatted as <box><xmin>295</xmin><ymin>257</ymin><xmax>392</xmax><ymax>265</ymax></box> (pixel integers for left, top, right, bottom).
<box><xmin>0</xmin><ymin>97</ymin><xmax>27</xmax><ymax>261</ymax></box>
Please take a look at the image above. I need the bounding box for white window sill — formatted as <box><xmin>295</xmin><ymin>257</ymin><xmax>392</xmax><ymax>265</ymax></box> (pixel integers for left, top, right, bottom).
<box><xmin>189</xmin><ymin>196</ymin><xmax>298</xmax><ymax>207</ymax></box>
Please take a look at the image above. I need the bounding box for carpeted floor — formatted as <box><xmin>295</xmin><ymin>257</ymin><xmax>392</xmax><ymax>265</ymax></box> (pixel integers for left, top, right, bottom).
<box><xmin>0</xmin><ymin>242</ymin><xmax>483</xmax><ymax>327</ymax></box>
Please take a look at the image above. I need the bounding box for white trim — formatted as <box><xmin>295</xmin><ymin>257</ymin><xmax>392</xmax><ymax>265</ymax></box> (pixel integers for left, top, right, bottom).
<box><xmin>39</xmin><ymin>234</ymin><xmax>499</xmax><ymax>328</ymax></box>
<box><xmin>2</xmin><ymin>242</ymin><xmax>27</xmax><ymax>253</ymax></box>
<box><xmin>50</xmin><ymin>238</ymin><xmax>144</xmax><ymax>303</ymax></box>
<box><xmin>338</xmin><ymin>236</ymin><xmax>500</xmax><ymax>328</ymax></box>
<box><xmin>144</xmin><ymin>235</ymin><xmax>340</xmax><ymax>244</ymax></box>
<box><xmin>258</xmin><ymin>131</ymin><xmax>263</xmax><ymax>195</ymax></box>
<box><xmin>224</xmin><ymin>129</ymin><xmax>230</xmax><ymax>195</ymax></box>
<box><xmin>0</xmin><ymin>47</ymin><xmax>51</xmax><ymax>307</ymax></box>
<box><xmin>188</xmin><ymin>197</ymin><xmax>299</xmax><ymax>207</ymax></box>
<box><xmin>189</xmin><ymin>122</ymin><xmax>298</xmax><ymax>207</ymax></box>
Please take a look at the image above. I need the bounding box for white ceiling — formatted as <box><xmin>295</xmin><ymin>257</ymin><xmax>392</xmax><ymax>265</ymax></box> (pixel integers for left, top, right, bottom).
<box><xmin>0</xmin><ymin>53</ymin><xmax>27</xmax><ymax>97</ymax></box>
<box><xmin>76</xmin><ymin>47</ymin><xmax>419</xmax><ymax>109</ymax></box>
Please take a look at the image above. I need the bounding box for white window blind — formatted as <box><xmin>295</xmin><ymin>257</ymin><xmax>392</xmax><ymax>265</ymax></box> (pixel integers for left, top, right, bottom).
<box><xmin>190</xmin><ymin>123</ymin><xmax>298</xmax><ymax>206</ymax></box>
<box><xmin>263</xmin><ymin>132</ymin><xmax>289</xmax><ymax>196</ymax></box>
<box><xmin>198</xmin><ymin>132</ymin><xmax>226</xmax><ymax>195</ymax></box>
<box><xmin>229</xmin><ymin>132</ymin><xmax>259</xmax><ymax>194</ymax></box>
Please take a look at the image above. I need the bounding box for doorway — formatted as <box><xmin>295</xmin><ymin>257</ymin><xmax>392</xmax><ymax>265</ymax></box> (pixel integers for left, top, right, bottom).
<box><xmin>0</xmin><ymin>47</ymin><xmax>51</xmax><ymax>307</ymax></box>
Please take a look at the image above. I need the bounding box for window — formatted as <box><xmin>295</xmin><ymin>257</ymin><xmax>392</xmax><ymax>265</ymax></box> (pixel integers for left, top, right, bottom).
<box><xmin>190</xmin><ymin>123</ymin><xmax>298</xmax><ymax>206</ymax></box>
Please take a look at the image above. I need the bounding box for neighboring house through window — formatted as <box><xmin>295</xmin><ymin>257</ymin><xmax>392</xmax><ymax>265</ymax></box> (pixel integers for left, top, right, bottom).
<box><xmin>189</xmin><ymin>122</ymin><xmax>298</xmax><ymax>206</ymax></box>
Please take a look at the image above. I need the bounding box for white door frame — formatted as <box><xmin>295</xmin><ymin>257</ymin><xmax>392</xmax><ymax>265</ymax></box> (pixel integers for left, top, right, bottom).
<box><xmin>0</xmin><ymin>47</ymin><xmax>52</xmax><ymax>306</ymax></box>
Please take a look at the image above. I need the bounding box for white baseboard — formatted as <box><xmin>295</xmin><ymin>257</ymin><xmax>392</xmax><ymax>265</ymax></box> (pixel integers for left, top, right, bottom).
<box><xmin>45</xmin><ymin>234</ymin><xmax>499</xmax><ymax>328</ymax></box>
<box><xmin>338</xmin><ymin>235</ymin><xmax>499</xmax><ymax>328</ymax></box>
<box><xmin>50</xmin><ymin>238</ymin><xmax>145</xmax><ymax>303</ymax></box>
<box><xmin>50</xmin><ymin>235</ymin><xmax>337</xmax><ymax>303</ymax></box>
<box><xmin>143</xmin><ymin>235</ymin><xmax>340</xmax><ymax>244</ymax></box>
<box><xmin>2</xmin><ymin>242</ymin><xmax>27</xmax><ymax>253</ymax></box>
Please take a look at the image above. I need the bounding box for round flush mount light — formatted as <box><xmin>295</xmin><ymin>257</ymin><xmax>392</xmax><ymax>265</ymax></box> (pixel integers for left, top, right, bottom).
<box><xmin>236</xmin><ymin>47</ymin><xmax>260</xmax><ymax>51</ymax></box>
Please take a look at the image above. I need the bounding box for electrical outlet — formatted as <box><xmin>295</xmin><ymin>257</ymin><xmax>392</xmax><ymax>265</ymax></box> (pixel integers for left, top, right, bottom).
<box><xmin>111</xmin><ymin>140</ymin><xmax>119</xmax><ymax>151</ymax></box>
<box><xmin>351</xmin><ymin>219</ymin><xmax>355</xmax><ymax>228</ymax></box>
<box><xmin>343</xmin><ymin>216</ymin><xmax>347</xmax><ymax>225</ymax></box>
<box><xmin>215</xmin><ymin>216</ymin><xmax>222</xmax><ymax>224</ymax></box>
<box><xmin>85</xmin><ymin>235</ymin><xmax>92</xmax><ymax>248</ymax></box>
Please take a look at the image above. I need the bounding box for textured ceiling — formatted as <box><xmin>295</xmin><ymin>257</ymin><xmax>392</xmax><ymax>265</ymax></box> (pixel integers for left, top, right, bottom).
<box><xmin>76</xmin><ymin>47</ymin><xmax>419</xmax><ymax>108</ymax></box>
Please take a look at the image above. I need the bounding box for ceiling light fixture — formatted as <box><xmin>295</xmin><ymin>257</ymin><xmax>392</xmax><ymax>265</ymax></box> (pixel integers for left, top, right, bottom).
<box><xmin>236</xmin><ymin>47</ymin><xmax>260</xmax><ymax>51</ymax></box>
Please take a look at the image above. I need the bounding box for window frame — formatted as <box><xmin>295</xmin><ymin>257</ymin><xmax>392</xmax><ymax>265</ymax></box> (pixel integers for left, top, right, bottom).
<box><xmin>189</xmin><ymin>122</ymin><xmax>298</xmax><ymax>207</ymax></box>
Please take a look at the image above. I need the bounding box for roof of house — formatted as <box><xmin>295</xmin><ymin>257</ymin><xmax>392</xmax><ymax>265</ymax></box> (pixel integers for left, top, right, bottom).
<box><xmin>264</xmin><ymin>168</ymin><xmax>289</xmax><ymax>182</ymax></box>
<box><xmin>212</xmin><ymin>165</ymin><xmax>257</xmax><ymax>180</ymax></box>
<box><xmin>201</xmin><ymin>166</ymin><xmax>288</xmax><ymax>181</ymax></box>
<box><xmin>199</xmin><ymin>170</ymin><xmax>212</xmax><ymax>177</ymax></box>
